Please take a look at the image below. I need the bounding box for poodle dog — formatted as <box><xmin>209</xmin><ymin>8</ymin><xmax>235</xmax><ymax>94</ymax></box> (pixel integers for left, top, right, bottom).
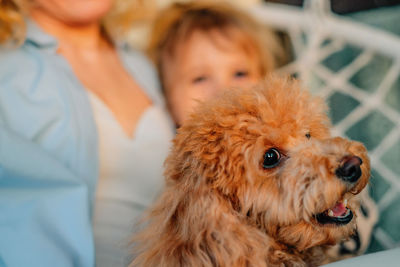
<box><xmin>132</xmin><ymin>76</ymin><xmax>370</xmax><ymax>267</ymax></box>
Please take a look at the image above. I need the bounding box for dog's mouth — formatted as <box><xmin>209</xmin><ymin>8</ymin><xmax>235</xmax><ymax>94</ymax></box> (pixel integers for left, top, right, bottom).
<box><xmin>315</xmin><ymin>198</ymin><xmax>353</xmax><ymax>226</ymax></box>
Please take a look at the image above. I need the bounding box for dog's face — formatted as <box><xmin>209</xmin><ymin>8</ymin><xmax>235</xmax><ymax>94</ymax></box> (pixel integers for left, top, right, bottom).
<box><xmin>170</xmin><ymin>76</ymin><xmax>370</xmax><ymax>251</ymax></box>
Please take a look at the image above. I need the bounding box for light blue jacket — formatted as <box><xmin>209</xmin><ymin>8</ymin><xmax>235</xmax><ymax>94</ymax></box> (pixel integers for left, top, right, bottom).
<box><xmin>0</xmin><ymin>22</ymin><xmax>162</xmax><ymax>267</ymax></box>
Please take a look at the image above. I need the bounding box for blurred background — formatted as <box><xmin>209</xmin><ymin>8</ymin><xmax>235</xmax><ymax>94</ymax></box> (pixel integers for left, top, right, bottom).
<box><xmin>266</xmin><ymin>0</ymin><xmax>400</xmax><ymax>14</ymax></box>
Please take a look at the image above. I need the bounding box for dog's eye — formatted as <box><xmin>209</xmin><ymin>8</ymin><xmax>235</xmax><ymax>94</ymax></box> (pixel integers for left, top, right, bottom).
<box><xmin>263</xmin><ymin>148</ymin><xmax>281</xmax><ymax>169</ymax></box>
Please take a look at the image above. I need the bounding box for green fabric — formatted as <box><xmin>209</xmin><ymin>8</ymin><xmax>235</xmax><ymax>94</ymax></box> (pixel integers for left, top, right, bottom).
<box><xmin>347</xmin><ymin>6</ymin><xmax>400</xmax><ymax>36</ymax></box>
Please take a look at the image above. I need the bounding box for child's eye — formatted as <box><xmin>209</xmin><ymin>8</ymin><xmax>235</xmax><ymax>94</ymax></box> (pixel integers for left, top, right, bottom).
<box><xmin>192</xmin><ymin>76</ymin><xmax>208</xmax><ymax>84</ymax></box>
<box><xmin>234</xmin><ymin>70</ymin><xmax>248</xmax><ymax>78</ymax></box>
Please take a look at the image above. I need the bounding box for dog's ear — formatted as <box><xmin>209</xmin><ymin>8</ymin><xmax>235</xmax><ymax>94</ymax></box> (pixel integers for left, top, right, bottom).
<box><xmin>165</xmin><ymin>123</ymin><xmax>225</xmax><ymax>185</ymax></box>
<box><xmin>165</xmin><ymin>117</ymin><xmax>250</xmax><ymax>198</ymax></box>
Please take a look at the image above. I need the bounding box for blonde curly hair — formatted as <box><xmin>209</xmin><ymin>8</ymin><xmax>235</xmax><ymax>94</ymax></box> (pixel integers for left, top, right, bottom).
<box><xmin>147</xmin><ymin>1</ymin><xmax>284</xmax><ymax>90</ymax></box>
<box><xmin>0</xmin><ymin>0</ymin><xmax>154</xmax><ymax>45</ymax></box>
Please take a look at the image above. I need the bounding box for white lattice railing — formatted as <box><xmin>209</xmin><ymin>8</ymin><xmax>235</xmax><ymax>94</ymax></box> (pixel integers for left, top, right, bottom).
<box><xmin>251</xmin><ymin>0</ymin><xmax>400</xmax><ymax>58</ymax></box>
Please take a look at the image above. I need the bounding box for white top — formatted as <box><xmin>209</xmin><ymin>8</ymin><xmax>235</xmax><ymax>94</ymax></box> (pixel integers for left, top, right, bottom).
<box><xmin>89</xmin><ymin>93</ymin><xmax>174</xmax><ymax>266</ymax></box>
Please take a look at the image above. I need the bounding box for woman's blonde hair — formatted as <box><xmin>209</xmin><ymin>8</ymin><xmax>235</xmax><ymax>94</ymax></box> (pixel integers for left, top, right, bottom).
<box><xmin>0</xmin><ymin>0</ymin><xmax>154</xmax><ymax>45</ymax></box>
<box><xmin>147</xmin><ymin>1</ymin><xmax>284</xmax><ymax>89</ymax></box>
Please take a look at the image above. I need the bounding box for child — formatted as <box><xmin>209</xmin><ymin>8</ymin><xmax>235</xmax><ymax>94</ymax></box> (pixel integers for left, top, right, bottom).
<box><xmin>147</xmin><ymin>1</ymin><xmax>283</xmax><ymax>126</ymax></box>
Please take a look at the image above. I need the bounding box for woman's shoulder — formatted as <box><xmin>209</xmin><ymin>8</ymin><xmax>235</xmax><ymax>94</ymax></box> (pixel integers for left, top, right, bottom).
<box><xmin>0</xmin><ymin>45</ymin><xmax>43</xmax><ymax>81</ymax></box>
<box><xmin>0</xmin><ymin>46</ymin><xmax>54</xmax><ymax>113</ymax></box>
<box><xmin>0</xmin><ymin>43</ymin><xmax>84</xmax><ymax>100</ymax></box>
<box><xmin>0</xmin><ymin>44</ymin><xmax>95</xmax><ymax>141</ymax></box>
<box><xmin>0</xmin><ymin>44</ymin><xmax>64</xmax><ymax>93</ymax></box>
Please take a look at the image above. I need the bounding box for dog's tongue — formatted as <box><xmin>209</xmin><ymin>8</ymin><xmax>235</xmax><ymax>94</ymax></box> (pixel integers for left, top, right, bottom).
<box><xmin>332</xmin><ymin>202</ymin><xmax>347</xmax><ymax>217</ymax></box>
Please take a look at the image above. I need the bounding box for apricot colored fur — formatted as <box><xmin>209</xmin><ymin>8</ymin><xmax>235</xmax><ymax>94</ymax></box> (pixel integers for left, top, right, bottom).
<box><xmin>131</xmin><ymin>76</ymin><xmax>370</xmax><ymax>267</ymax></box>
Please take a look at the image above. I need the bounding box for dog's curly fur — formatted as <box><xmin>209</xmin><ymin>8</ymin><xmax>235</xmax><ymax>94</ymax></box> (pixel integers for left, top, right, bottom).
<box><xmin>131</xmin><ymin>76</ymin><xmax>370</xmax><ymax>267</ymax></box>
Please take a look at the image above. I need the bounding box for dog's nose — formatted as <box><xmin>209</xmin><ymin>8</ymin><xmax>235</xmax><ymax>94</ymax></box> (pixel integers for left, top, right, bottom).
<box><xmin>335</xmin><ymin>156</ymin><xmax>362</xmax><ymax>183</ymax></box>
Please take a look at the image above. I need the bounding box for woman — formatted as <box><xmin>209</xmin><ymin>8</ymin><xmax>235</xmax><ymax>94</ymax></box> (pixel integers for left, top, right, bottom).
<box><xmin>0</xmin><ymin>0</ymin><xmax>174</xmax><ymax>266</ymax></box>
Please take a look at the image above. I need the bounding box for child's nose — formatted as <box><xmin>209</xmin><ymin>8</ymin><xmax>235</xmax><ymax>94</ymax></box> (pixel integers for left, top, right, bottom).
<box><xmin>216</xmin><ymin>75</ymin><xmax>237</xmax><ymax>92</ymax></box>
<box><xmin>206</xmin><ymin>77</ymin><xmax>230</xmax><ymax>98</ymax></box>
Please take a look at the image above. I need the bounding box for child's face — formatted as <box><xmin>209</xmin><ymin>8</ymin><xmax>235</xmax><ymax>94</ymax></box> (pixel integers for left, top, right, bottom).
<box><xmin>163</xmin><ymin>30</ymin><xmax>262</xmax><ymax>126</ymax></box>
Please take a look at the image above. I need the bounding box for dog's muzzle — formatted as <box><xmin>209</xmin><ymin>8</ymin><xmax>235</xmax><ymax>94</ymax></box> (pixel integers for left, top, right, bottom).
<box><xmin>335</xmin><ymin>156</ymin><xmax>363</xmax><ymax>183</ymax></box>
<box><xmin>315</xmin><ymin>155</ymin><xmax>364</xmax><ymax>226</ymax></box>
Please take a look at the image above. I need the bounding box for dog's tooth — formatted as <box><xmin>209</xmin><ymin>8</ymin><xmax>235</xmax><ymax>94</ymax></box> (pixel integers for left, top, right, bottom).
<box><xmin>344</xmin><ymin>199</ymin><xmax>348</xmax><ymax>207</ymax></box>
<box><xmin>328</xmin><ymin>209</ymin><xmax>334</xmax><ymax>217</ymax></box>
